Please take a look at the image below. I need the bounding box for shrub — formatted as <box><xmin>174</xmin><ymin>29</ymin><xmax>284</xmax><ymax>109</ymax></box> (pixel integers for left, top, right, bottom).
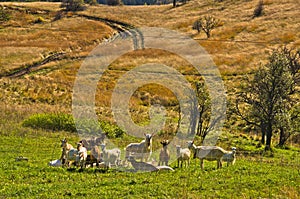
<box><xmin>253</xmin><ymin>0</ymin><xmax>264</xmax><ymax>18</ymax></box>
<box><xmin>0</xmin><ymin>7</ymin><xmax>10</xmax><ymax>23</ymax></box>
<box><xmin>22</xmin><ymin>113</ymin><xmax>76</xmax><ymax>132</ymax></box>
<box><xmin>107</xmin><ymin>0</ymin><xmax>122</xmax><ymax>6</ymax></box>
<box><xmin>33</xmin><ymin>16</ymin><xmax>45</xmax><ymax>24</ymax></box>
<box><xmin>23</xmin><ymin>113</ymin><xmax>125</xmax><ymax>138</ymax></box>
<box><xmin>61</xmin><ymin>0</ymin><xmax>86</xmax><ymax>11</ymax></box>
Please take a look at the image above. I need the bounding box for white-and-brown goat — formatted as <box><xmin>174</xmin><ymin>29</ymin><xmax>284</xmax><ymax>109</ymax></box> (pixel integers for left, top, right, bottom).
<box><xmin>125</xmin><ymin>134</ymin><xmax>153</xmax><ymax>162</ymax></box>
<box><xmin>187</xmin><ymin>141</ymin><xmax>226</xmax><ymax>169</ymax></box>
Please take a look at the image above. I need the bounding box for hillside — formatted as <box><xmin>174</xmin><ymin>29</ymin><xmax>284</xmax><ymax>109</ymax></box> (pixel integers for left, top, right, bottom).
<box><xmin>0</xmin><ymin>0</ymin><xmax>299</xmax><ymax>140</ymax></box>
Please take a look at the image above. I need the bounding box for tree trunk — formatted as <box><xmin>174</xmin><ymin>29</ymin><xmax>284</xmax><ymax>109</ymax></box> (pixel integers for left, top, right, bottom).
<box><xmin>260</xmin><ymin>121</ymin><xmax>266</xmax><ymax>144</ymax></box>
<box><xmin>265</xmin><ymin>122</ymin><xmax>272</xmax><ymax>150</ymax></box>
<box><xmin>173</xmin><ymin>0</ymin><xmax>176</xmax><ymax>7</ymax></box>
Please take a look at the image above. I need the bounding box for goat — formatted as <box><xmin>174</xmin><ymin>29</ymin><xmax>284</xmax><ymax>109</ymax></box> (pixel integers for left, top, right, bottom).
<box><xmin>65</xmin><ymin>148</ymin><xmax>78</xmax><ymax>167</ymax></box>
<box><xmin>100</xmin><ymin>143</ymin><xmax>121</xmax><ymax>168</ymax></box>
<box><xmin>89</xmin><ymin>145</ymin><xmax>102</xmax><ymax>167</ymax></box>
<box><xmin>222</xmin><ymin>147</ymin><xmax>237</xmax><ymax>166</ymax></box>
<box><xmin>125</xmin><ymin>133</ymin><xmax>153</xmax><ymax>162</ymax></box>
<box><xmin>176</xmin><ymin>145</ymin><xmax>191</xmax><ymax>168</ymax></box>
<box><xmin>158</xmin><ymin>140</ymin><xmax>170</xmax><ymax>166</ymax></box>
<box><xmin>60</xmin><ymin>138</ymin><xmax>74</xmax><ymax>165</ymax></box>
<box><xmin>80</xmin><ymin>134</ymin><xmax>105</xmax><ymax>151</ymax></box>
<box><xmin>127</xmin><ymin>156</ymin><xmax>158</xmax><ymax>172</ymax></box>
<box><xmin>77</xmin><ymin>142</ymin><xmax>88</xmax><ymax>169</ymax></box>
<box><xmin>187</xmin><ymin>141</ymin><xmax>226</xmax><ymax>169</ymax></box>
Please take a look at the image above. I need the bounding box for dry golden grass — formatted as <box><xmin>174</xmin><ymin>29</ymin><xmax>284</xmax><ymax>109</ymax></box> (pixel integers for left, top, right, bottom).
<box><xmin>0</xmin><ymin>0</ymin><xmax>299</xmax><ymax>128</ymax></box>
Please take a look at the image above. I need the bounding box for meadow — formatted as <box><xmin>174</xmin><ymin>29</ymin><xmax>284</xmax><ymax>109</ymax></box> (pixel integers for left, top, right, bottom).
<box><xmin>0</xmin><ymin>0</ymin><xmax>300</xmax><ymax>198</ymax></box>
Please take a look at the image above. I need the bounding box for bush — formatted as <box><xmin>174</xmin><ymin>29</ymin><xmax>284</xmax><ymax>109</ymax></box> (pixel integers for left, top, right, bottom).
<box><xmin>61</xmin><ymin>0</ymin><xmax>86</xmax><ymax>11</ymax></box>
<box><xmin>23</xmin><ymin>113</ymin><xmax>125</xmax><ymax>138</ymax></box>
<box><xmin>0</xmin><ymin>7</ymin><xmax>10</xmax><ymax>23</ymax></box>
<box><xmin>33</xmin><ymin>16</ymin><xmax>45</xmax><ymax>24</ymax></box>
<box><xmin>107</xmin><ymin>0</ymin><xmax>122</xmax><ymax>6</ymax></box>
<box><xmin>22</xmin><ymin>113</ymin><xmax>76</xmax><ymax>132</ymax></box>
<box><xmin>253</xmin><ymin>0</ymin><xmax>264</xmax><ymax>18</ymax></box>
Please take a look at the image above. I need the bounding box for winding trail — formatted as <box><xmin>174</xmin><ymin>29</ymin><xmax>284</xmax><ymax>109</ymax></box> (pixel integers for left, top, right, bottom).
<box><xmin>1</xmin><ymin>6</ymin><xmax>144</xmax><ymax>78</ymax></box>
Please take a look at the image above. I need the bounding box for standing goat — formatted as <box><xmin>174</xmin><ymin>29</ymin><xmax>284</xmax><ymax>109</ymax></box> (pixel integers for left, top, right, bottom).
<box><xmin>100</xmin><ymin>143</ymin><xmax>121</xmax><ymax>168</ymax></box>
<box><xmin>176</xmin><ymin>145</ymin><xmax>191</xmax><ymax>168</ymax></box>
<box><xmin>158</xmin><ymin>140</ymin><xmax>170</xmax><ymax>166</ymax></box>
<box><xmin>60</xmin><ymin>138</ymin><xmax>74</xmax><ymax>165</ymax></box>
<box><xmin>125</xmin><ymin>134</ymin><xmax>153</xmax><ymax>162</ymax></box>
<box><xmin>77</xmin><ymin>142</ymin><xmax>87</xmax><ymax>169</ymax></box>
<box><xmin>222</xmin><ymin>147</ymin><xmax>237</xmax><ymax>166</ymax></box>
<box><xmin>89</xmin><ymin>145</ymin><xmax>102</xmax><ymax>167</ymax></box>
<box><xmin>187</xmin><ymin>141</ymin><xmax>226</xmax><ymax>169</ymax></box>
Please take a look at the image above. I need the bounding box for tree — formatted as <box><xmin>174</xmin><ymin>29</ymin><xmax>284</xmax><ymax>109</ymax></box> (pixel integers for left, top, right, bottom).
<box><xmin>195</xmin><ymin>82</ymin><xmax>211</xmax><ymax>143</ymax></box>
<box><xmin>278</xmin><ymin>46</ymin><xmax>300</xmax><ymax>89</ymax></box>
<box><xmin>192</xmin><ymin>16</ymin><xmax>220</xmax><ymax>38</ymax></box>
<box><xmin>236</xmin><ymin>50</ymin><xmax>293</xmax><ymax>150</ymax></box>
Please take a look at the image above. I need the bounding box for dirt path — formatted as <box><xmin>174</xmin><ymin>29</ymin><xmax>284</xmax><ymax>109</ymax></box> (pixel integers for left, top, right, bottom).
<box><xmin>1</xmin><ymin>6</ymin><xmax>143</xmax><ymax>78</ymax></box>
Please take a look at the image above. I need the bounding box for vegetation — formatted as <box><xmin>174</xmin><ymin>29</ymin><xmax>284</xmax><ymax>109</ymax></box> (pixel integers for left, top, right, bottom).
<box><xmin>0</xmin><ymin>6</ymin><xmax>10</xmax><ymax>23</ymax></box>
<box><xmin>61</xmin><ymin>0</ymin><xmax>86</xmax><ymax>11</ymax></box>
<box><xmin>236</xmin><ymin>50</ymin><xmax>299</xmax><ymax>150</ymax></box>
<box><xmin>193</xmin><ymin>16</ymin><xmax>221</xmax><ymax>38</ymax></box>
<box><xmin>253</xmin><ymin>0</ymin><xmax>264</xmax><ymax>18</ymax></box>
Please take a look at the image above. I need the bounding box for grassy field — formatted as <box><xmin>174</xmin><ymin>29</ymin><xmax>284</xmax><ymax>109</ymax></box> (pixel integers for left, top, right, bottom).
<box><xmin>0</xmin><ymin>0</ymin><xmax>300</xmax><ymax>198</ymax></box>
<box><xmin>0</xmin><ymin>122</ymin><xmax>299</xmax><ymax>198</ymax></box>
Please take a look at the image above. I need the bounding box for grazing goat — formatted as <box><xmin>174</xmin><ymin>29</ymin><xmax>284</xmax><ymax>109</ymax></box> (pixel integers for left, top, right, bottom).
<box><xmin>60</xmin><ymin>138</ymin><xmax>74</xmax><ymax>165</ymax></box>
<box><xmin>187</xmin><ymin>141</ymin><xmax>226</xmax><ymax>169</ymax></box>
<box><xmin>100</xmin><ymin>143</ymin><xmax>121</xmax><ymax>168</ymax></box>
<box><xmin>77</xmin><ymin>142</ymin><xmax>88</xmax><ymax>169</ymax></box>
<box><xmin>176</xmin><ymin>145</ymin><xmax>191</xmax><ymax>168</ymax></box>
<box><xmin>127</xmin><ymin>156</ymin><xmax>158</xmax><ymax>172</ymax></box>
<box><xmin>125</xmin><ymin>133</ymin><xmax>153</xmax><ymax>162</ymax></box>
<box><xmin>222</xmin><ymin>147</ymin><xmax>237</xmax><ymax>166</ymax></box>
<box><xmin>158</xmin><ymin>140</ymin><xmax>170</xmax><ymax>166</ymax></box>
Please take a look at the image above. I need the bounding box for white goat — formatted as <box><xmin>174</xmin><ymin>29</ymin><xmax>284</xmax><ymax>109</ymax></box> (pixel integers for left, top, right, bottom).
<box><xmin>187</xmin><ymin>141</ymin><xmax>226</xmax><ymax>169</ymax></box>
<box><xmin>127</xmin><ymin>156</ymin><xmax>158</xmax><ymax>172</ymax></box>
<box><xmin>222</xmin><ymin>147</ymin><xmax>237</xmax><ymax>166</ymax></box>
<box><xmin>100</xmin><ymin>143</ymin><xmax>121</xmax><ymax>168</ymax></box>
<box><xmin>125</xmin><ymin>134</ymin><xmax>153</xmax><ymax>162</ymax></box>
<box><xmin>77</xmin><ymin>142</ymin><xmax>87</xmax><ymax>169</ymax></box>
<box><xmin>176</xmin><ymin>145</ymin><xmax>191</xmax><ymax>168</ymax></box>
<box><xmin>158</xmin><ymin>140</ymin><xmax>170</xmax><ymax>166</ymax></box>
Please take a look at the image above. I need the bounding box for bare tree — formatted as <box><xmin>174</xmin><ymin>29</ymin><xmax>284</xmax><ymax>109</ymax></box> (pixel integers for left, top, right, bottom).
<box><xmin>192</xmin><ymin>16</ymin><xmax>220</xmax><ymax>38</ymax></box>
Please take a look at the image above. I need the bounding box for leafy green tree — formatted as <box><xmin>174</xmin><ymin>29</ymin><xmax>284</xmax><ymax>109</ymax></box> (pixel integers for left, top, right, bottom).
<box><xmin>236</xmin><ymin>50</ymin><xmax>293</xmax><ymax>150</ymax></box>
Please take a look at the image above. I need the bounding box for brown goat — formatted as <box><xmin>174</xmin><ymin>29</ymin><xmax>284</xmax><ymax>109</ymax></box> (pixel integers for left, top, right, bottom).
<box><xmin>158</xmin><ymin>140</ymin><xmax>170</xmax><ymax>166</ymax></box>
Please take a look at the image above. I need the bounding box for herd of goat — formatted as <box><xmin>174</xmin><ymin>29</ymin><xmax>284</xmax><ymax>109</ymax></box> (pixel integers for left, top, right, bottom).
<box><xmin>52</xmin><ymin>134</ymin><xmax>236</xmax><ymax>172</ymax></box>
